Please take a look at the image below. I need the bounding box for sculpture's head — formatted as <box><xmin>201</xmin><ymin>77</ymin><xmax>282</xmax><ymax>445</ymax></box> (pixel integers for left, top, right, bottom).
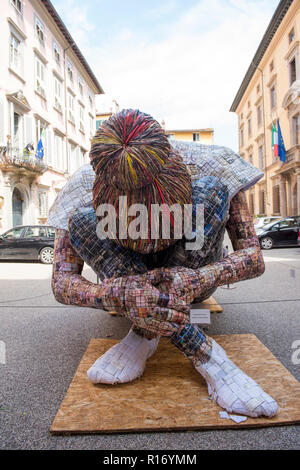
<box><xmin>90</xmin><ymin>109</ymin><xmax>192</xmax><ymax>254</ymax></box>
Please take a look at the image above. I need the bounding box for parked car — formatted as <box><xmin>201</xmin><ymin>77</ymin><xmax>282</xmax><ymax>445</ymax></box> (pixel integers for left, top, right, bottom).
<box><xmin>254</xmin><ymin>216</ymin><xmax>282</xmax><ymax>232</ymax></box>
<box><xmin>256</xmin><ymin>216</ymin><xmax>300</xmax><ymax>249</ymax></box>
<box><xmin>0</xmin><ymin>225</ymin><xmax>55</xmax><ymax>263</ymax></box>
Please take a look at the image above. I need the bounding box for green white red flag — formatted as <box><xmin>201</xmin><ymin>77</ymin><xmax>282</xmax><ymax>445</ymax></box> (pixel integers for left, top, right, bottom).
<box><xmin>272</xmin><ymin>122</ymin><xmax>278</xmax><ymax>157</ymax></box>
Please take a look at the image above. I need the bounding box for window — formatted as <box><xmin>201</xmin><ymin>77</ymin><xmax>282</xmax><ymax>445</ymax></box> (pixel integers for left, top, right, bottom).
<box><xmin>240</xmin><ymin>127</ymin><xmax>244</xmax><ymax>147</ymax></box>
<box><xmin>68</xmin><ymin>92</ymin><xmax>75</xmax><ymax>124</ymax></box>
<box><xmin>248</xmin><ymin>118</ymin><xmax>252</xmax><ymax>138</ymax></box>
<box><xmin>257</xmin><ymin>105</ymin><xmax>262</xmax><ymax>127</ymax></box>
<box><xmin>78</xmin><ymin>76</ymin><xmax>84</xmax><ymax>96</ymax></box>
<box><xmin>80</xmin><ymin>148</ymin><xmax>86</xmax><ymax>165</ymax></box>
<box><xmin>269</xmin><ymin>61</ymin><xmax>274</xmax><ymax>72</ymax></box>
<box><xmin>53</xmin><ymin>75</ymin><xmax>62</xmax><ymax>112</ymax></box>
<box><xmin>96</xmin><ymin>119</ymin><xmax>104</xmax><ymax>129</ymax></box>
<box><xmin>247</xmin><ymin>100</ymin><xmax>250</xmax><ymax>108</ymax></box>
<box><xmin>79</xmin><ymin>103</ymin><xmax>85</xmax><ymax>132</ymax></box>
<box><xmin>35</xmin><ymin>16</ymin><xmax>45</xmax><ymax>46</ymax></box>
<box><xmin>11</xmin><ymin>0</ymin><xmax>22</xmax><ymax>15</ymax></box>
<box><xmin>10</xmin><ymin>33</ymin><xmax>22</xmax><ymax>74</ymax></box>
<box><xmin>2</xmin><ymin>227</ymin><xmax>24</xmax><ymax>239</ymax></box>
<box><xmin>270</xmin><ymin>85</ymin><xmax>276</xmax><ymax>109</ymax></box>
<box><xmin>273</xmin><ymin>185</ymin><xmax>280</xmax><ymax>214</ymax></box>
<box><xmin>292</xmin><ymin>113</ymin><xmax>300</xmax><ymax>145</ymax></box>
<box><xmin>256</xmin><ymin>84</ymin><xmax>260</xmax><ymax>94</ymax></box>
<box><xmin>53</xmin><ymin>41</ymin><xmax>60</xmax><ymax>65</ymax></box>
<box><xmin>89</xmin><ymin>115</ymin><xmax>94</xmax><ymax>138</ymax></box>
<box><xmin>249</xmin><ymin>154</ymin><xmax>253</xmax><ymax>165</ymax></box>
<box><xmin>48</xmin><ymin>227</ymin><xmax>55</xmax><ymax>238</ymax></box>
<box><xmin>193</xmin><ymin>133</ymin><xmax>200</xmax><ymax>141</ymax></box>
<box><xmin>35</xmin><ymin>118</ymin><xmax>47</xmax><ymax>149</ymax></box>
<box><xmin>24</xmin><ymin>226</ymin><xmax>48</xmax><ymax>238</ymax></box>
<box><xmin>35</xmin><ymin>55</ymin><xmax>46</xmax><ymax>98</ymax></box>
<box><xmin>289</xmin><ymin>57</ymin><xmax>297</xmax><ymax>86</ymax></box>
<box><xmin>259</xmin><ymin>190</ymin><xmax>266</xmax><ymax>214</ymax></box>
<box><xmin>278</xmin><ymin>218</ymin><xmax>298</xmax><ymax>229</ymax></box>
<box><xmin>88</xmin><ymin>93</ymin><xmax>93</xmax><ymax>109</ymax></box>
<box><xmin>289</xmin><ymin>28</ymin><xmax>295</xmax><ymax>44</ymax></box>
<box><xmin>54</xmin><ymin>133</ymin><xmax>64</xmax><ymax>171</ymax></box>
<box><xmin>249</xmin><ymin>193</ymin><xmax>254</xmax><ymax>216</ymax></box>
<box><xmin>258</xmin><ymin>145</ymin><xmax>264</xmax><ymax>169</ymax></box>
<box><xmin>67</xmin><ymin>61</ymin><xmax>73</xmax><ymax>82</ymax></box>
<box><xmin>37</xmin><ymin>193</ymin><xmax>48</xmax><ymax>218</ymax></box>
<box><xmin>68</xmin><ymin>142</ymin><xmax>77</xmax><ymax>174</ymax></box>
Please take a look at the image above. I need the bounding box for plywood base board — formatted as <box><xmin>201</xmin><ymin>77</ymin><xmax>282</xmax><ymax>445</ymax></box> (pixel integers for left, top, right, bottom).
<box><xmin>51</xmin><ymin>335</ymin><xmax>300</xmax><ymax>434</ymax></box>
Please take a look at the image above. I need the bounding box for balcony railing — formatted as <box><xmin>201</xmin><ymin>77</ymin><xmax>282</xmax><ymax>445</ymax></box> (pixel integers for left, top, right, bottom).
<box><xmin>0</xmin><ymin>146</ymin><xmax>48</xmax><ymax>174</ymax></box>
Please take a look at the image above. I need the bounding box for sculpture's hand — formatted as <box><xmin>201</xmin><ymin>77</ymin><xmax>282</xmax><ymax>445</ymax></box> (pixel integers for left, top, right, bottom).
<box><xmin>101</xmin><ymin>269</ymin><xmax>190</xmax><ymax>324</ymax></box>
<box><xmin>143</xmin><ymin>266</ymin><xmax>205</xmax><ymax>306</ymax></box>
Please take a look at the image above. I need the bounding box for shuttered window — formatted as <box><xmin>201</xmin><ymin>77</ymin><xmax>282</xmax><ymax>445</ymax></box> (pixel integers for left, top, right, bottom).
<box><xmin>273</xmin><ymin>185</ymin><xmax>280</xmax><ymax>214</ymax></box>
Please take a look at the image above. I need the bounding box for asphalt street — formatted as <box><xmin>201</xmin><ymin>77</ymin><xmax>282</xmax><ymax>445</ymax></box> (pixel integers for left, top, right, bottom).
<box><xmin>0</xmin><ymin>245</ymin><xmax>300</xmax><ymax>450</ymax></box>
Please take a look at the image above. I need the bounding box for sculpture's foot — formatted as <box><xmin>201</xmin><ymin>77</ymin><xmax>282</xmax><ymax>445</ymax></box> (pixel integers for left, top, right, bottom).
<box><xmin>194</xmin><ymin>339</ymin><xmax>278</xmax><ymax>418</ymax></box>
<box><xmin>87</xmin><ymin>330</ymin><xmax>159</xmax><ymax>384</ymax></box>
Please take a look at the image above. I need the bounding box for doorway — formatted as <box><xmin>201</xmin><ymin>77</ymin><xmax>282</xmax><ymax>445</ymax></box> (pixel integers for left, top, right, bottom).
<box><xmin>12</xmin><ymin>187</ymin><xmax>23</xmax><ymax>227</ymax></box>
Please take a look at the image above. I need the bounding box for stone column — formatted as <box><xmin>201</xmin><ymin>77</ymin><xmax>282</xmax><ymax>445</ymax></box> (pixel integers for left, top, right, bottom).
<box><xmin>296</xmin><ymin>169</ymin><xmax>300</xmax><ymax>216</ymax></box>
<box><xmin>279</xmin><ymin>176</ymin><xmax>287</xmax><ymax>217</ymax></box>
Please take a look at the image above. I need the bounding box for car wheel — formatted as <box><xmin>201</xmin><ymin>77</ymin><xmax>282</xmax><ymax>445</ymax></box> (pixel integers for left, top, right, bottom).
<box><xmin>260</xmin><ymin>237</ymin><xmax>274</xmax><ymax>250</ymax></box>
<box><xmin>40</xmin><ymin>246</ymin><xmax>54</xmax><ymax>264</ymax></box>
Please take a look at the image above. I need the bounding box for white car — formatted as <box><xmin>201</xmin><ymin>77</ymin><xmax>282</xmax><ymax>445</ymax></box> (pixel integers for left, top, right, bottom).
<box><xmin>254</xmin><ymin>216</ymin><xmax>281</xmax><ymax>232</ymax></box>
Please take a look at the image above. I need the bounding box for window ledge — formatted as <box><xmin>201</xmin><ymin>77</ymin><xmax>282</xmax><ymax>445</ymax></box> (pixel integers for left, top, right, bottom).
<box><xmin>7</xmin><ymin>17</ymin><xmax>26</xmax><ymax>38</ymax></box>
<box><xmin>33</xmin><ymin>47</ymin><xmax>48</xmax><ymax>64</ymax></box>
<box><xmin>53</xmin><ymin>105</ymin><xmax>63</xmax><ymax>115</ymax></box>
<box><xmin>284</xmin><ymin>40</ymin><xmax>299</xmax><ymax>61</ymax></box>
<box><xmin>52</xmin><ymin>68</ymin><xmax>63</xmax><ymax>82</ymax></box>
<box><xmin>8</xmin><ymin>67</ymin><xmax>25</xmax><ymax>84</ymax></box>
<box><xmin>266</xmin><ymin>73</ymin><xmax>277</xmax><ymax>88</ymax></box>
<box><xmin>35</xmin><ymin>89</ymin><xmax>47</xmax><ymax>101</ymax></box>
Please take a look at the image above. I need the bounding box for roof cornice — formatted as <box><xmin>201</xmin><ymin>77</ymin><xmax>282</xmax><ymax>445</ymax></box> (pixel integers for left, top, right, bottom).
<box><xmin>230</xmin><ymin>0</ymin><xmax>294</xmax><ymax>112</ymax></box>
<box><xmin>40</xmin><ymin>0</ymin><xmax>104</xmax><ymax>95</ymax></box>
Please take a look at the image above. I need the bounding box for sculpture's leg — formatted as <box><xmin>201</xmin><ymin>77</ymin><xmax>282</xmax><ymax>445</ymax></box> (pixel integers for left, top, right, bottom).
<box><xmin>87</xmin><ymin>329</ymin><xmax>159</xmax><ymax>384</ymax></box>
<box><xmin>169</xmin><ymin>324</ymin><xmax>278</xmax><ymax>418</ymax></box>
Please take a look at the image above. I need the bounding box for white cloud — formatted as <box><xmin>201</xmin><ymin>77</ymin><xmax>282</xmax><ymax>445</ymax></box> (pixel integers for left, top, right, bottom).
<box><xmin>53</xmin><ymin>0</ymin><xmax>280</xmax><ymax>151</ymax></box>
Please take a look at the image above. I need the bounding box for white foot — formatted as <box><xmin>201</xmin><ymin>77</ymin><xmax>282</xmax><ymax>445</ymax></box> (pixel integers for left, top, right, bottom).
<box><xmin>195</xmin><ymin>339</ymin><xmax>278</xmax><ymax>418</ymax></box>
<box><xmin>87</xmin><ymin>330</ymin><xmax>160</xmax><ymax>384</ymax></box>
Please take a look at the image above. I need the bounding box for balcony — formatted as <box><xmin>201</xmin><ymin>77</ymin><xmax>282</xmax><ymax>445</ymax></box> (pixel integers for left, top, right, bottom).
<box><xmin>0</xmin><ymin>147</ymin><xmax>48</xmax><ymax>174</ymax></box>
<box><xmin>285</xmin><ymin>145</ymin><xmax>300</xmax><ymax>163</ymax></box>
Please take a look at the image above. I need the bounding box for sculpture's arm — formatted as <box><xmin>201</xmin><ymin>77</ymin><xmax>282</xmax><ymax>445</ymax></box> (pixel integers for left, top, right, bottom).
<box><xmin>51</xmin><ymin>229</ymin><xmax>187</xmax><ymax>317</ymax></box>
<box><xmin>159</xmin><ymin>190</ymin><xmax>265</xmax><ymax>301</ymax></box>
<box><xmin>198</xmin><ymin>189</ymin><xmax>265</xmax><ymax>289</ymax></box>
<box><xmin>51</xmin><ymin>228</ymin><xmax>106</xmax><ymax>309</ymax></box>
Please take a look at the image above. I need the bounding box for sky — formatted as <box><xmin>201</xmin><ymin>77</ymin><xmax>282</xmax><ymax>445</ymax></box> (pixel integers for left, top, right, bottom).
<box><xmin>51</xmin><ymin>0</ymin><xmax>280</xmax><ymax>151</ymax></box>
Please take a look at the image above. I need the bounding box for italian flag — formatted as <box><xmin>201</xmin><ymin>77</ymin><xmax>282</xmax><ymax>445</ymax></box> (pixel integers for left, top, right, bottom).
<box><xmin>272</xmin><ymin>122</ymin><xmax>278</xmax><ymax>157</ymax></box>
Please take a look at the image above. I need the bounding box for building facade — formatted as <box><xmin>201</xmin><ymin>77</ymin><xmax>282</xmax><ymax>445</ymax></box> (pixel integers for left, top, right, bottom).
<box><xmin>96</xmin><ymin>112</ymin><xmax>113</xmax><ymax>130</ymax></box>
<box><xmin>230</xmin><ymin>0</ymin><xmax>300</xmax><ymax>218</ymax></box>
<box><xmin>0</xmin><ymin>0</ymin><xmax>103</xmax><ymax>232</ymax></box>
<box><xmin>164</xmin><ymin>128</ymin><xmax>214</xmax><ymax>145</ymax></box>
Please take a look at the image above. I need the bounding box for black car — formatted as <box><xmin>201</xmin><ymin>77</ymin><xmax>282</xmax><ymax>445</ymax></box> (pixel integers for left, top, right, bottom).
<box><xmin>0</xmin><ymin>225</ymin><xmax>55</xmax><ymax>263</ymax></box>
<box><xmin>257</xmin><ymin>216</ymin><xmax>300</xmax><ymax>250</ymax></box>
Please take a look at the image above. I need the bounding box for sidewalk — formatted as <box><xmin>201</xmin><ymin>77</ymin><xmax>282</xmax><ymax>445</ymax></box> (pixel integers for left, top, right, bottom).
<box><xmin>0</xmin><ymin>248</ymin><xmax>300</xmax><ymax>449</ymax></box>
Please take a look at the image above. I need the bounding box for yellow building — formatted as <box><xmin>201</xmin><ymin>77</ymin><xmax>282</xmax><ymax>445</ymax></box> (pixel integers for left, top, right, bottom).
<box><xmin>96</xmin><ymin>112</ymin><xmax>113</xmax><ymax>130</ymax></box>
<box><xmin>230</xmin><ymin>0</ymin><xmax>300</xmax><ymax>217</ymax></box>
<box><xmin>165</xmin><ymin>128</ymin><xmax>214</xmax><ymax>145</ymax></box>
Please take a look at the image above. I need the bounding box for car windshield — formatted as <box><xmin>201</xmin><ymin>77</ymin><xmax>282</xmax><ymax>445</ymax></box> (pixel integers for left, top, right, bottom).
<box><xmin>260</xmin><ymin>220</ymin><xmax>284</xmax><ymax>230</ymax></box>
<box><xmin>2</xmin><ymin>227</ymin><xmax>24</xmax><ymax>239</ymax></box>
